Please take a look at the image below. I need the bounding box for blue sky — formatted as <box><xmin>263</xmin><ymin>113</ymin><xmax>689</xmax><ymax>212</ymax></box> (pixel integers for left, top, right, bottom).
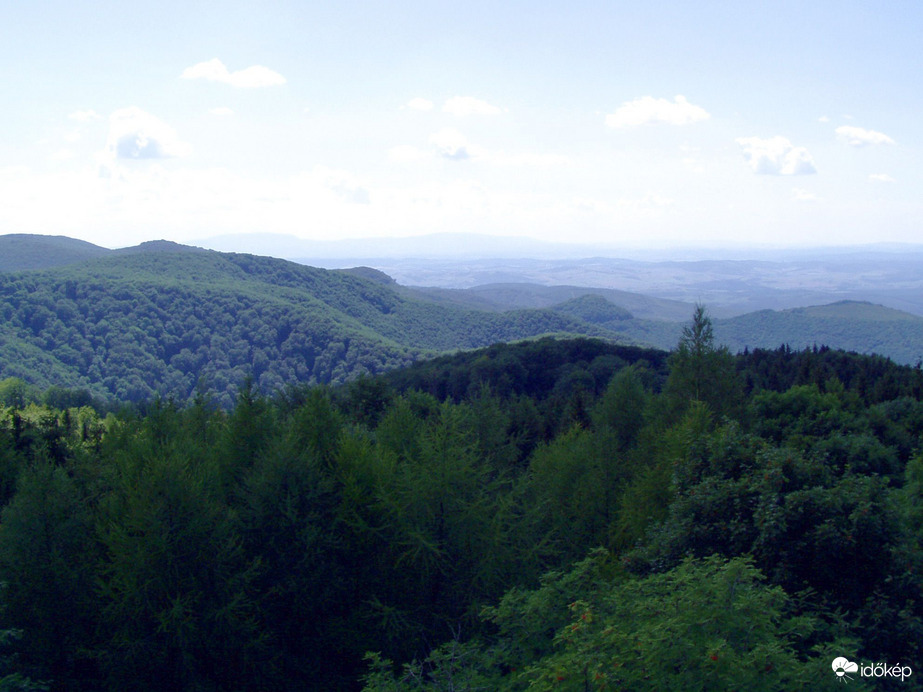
<box><xmin>2</xmin><ymin>1</ymin><xmax>919</xmax><ymax>250</ymax></box>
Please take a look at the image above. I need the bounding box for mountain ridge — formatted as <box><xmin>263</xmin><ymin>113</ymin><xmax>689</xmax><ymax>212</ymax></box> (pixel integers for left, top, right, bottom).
<box><xmin>2</xmin><ymin>234</ymin><xmax>923</xmax><ymax>408</ymax></box>
<box><xmin>0</xmin><ymin>245</ymin><xmax>626</xmax><ymax>406</ymax></box>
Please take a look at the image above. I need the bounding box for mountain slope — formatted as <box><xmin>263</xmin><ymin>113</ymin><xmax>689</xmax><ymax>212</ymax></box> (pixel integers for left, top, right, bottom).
<box><xmin>0</xmin><ymin>248</ymin><xmax>621</xmax><ymax>406</ymax></box>
<box><xmin>715</xmin><ymin>301</ymin><xmax>923</xmax><ymax>364</ymax></box>
<box><xmin>0</xmin><ymin>234</ymin><xmax>110</xmax><ymax>271</ymax></box>
<box><xmin>403</xmin><ymin>282</ymin><xmax>694</xmax><ymax>322</ymax></box>
<box><xmin>4</xmin><ymin>236</ymin><xmax>923</xmax><ymax>408</ymax></box>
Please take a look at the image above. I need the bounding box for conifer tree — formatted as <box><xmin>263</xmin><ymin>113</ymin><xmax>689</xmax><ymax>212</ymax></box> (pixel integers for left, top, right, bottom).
<box><xmin>665</xmin><ymin>305</ymin><xmax>743</xmax><ymax>420</ymax></box>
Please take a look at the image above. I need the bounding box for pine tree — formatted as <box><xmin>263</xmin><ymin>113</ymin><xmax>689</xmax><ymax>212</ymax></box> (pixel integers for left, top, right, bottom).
<box><xmin>665</xmin><ymin>305</ymin><xmax>743</xmax><ymax>420</ymax></box>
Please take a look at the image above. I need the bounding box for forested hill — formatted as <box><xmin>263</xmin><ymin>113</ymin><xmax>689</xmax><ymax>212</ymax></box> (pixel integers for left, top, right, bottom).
<box><xmin>715</xmin><ymin>301</ymin><xmax>923</xmax><ymax>366</ymax></box>
<box><xmin>0</xmin><ymin>247</ymin><xmax>619</xmax><ymax>406</ymax></box>
<box><xmin>0</xmin><ymin>234</ymin><xmax>109</xmax><ymax>271</ymax></box>
<box><xmin>3</xmin><ymin>235</ymin><xmax>923</xmax><ymax>408</ymax></box>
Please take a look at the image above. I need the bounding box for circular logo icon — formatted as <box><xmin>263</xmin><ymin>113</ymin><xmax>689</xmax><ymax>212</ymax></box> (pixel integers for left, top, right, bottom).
<box><xmin>832</xmin><ymin>657</ymin><xmax>859</xmax><ymax>679</ymax></box>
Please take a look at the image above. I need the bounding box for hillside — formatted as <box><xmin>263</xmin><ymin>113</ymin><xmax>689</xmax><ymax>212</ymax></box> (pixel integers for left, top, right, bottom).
<box><xmin>0</xmin><ymin>234</ymin><xmax>110</xmax><ymax>271</ymax></box>
<box><xmin>404</xmin><ymin>285</ymin><xmax>923</xmax><ymax>365</ymax></box>
<box><xmin>3</xmin><ymin>235</ymin><xmax>923</xmax><ymax>408</ymax></box>
<box><xmin>715</xmin><ymin>301</ymin><xmax>923</xmax><ymax>365</ymax></box>
<box><xmin>0</xmin><ymin>247</ymin><xmax>621</xmax><ymax>406</ymax></box>
<box><xmin>406</xmin><ymin>281</ymin><xmax>693</xmax><ymax>322</ymax></box>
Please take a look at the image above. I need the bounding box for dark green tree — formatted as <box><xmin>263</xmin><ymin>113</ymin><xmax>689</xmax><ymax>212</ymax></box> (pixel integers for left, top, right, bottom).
<box><xmin>665</xmin><ymin>305</ymin><xmax>743</xmax><ymax>420</ymax></box>
<box><xmin>0</xmin><ymin>456</ymin><xmax>101</xmax><ymax>687</ymax></box>
<box><xmin>95</xmin><ymin>411</ymin><xmax>265</xmax><ymax>690</ymax></box>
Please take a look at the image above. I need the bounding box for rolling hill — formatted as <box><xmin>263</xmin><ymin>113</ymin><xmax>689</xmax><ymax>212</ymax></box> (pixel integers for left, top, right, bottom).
<box><xmin>0</xmin><ymin>234</ymin><xmax>110</xmax><ymax>271</ymax></box>
<box><xmin>0</xmin><ymin>243</ymin><xmax>622</xmax><ymax>406</ymax></box>
<box><xmin>3</xmin><ymin>234</ymin><xmax>923</xmax><ymax>407</ymax></box>
<box><xmin>714</xmin><ymin>301</ymin><xmax>923</xmax><ymax>365</ymax></box>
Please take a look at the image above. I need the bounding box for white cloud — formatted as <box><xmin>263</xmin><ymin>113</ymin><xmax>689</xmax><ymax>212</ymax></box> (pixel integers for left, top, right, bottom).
<box><xmin>390</xmin><ymin>140</ymin><xmax>566</xmax><ymax>168</ymax></box>
<box><xmin>68</xmin><ymin>109</ymin><xmax>101</xmax><ymax>122</ymax></box>
<box><xmin>792</xmin><ymin>187</ymin><xmax>819</xmax><ymax>202</ymax></box>
<box><xmin>181</xmin><ymin>58</ymin><xmax>286</xmax><ymax>88</ymax></box>
<box><xmin>572</xmin><ymin>196</ymin><xmax>611</xmax><ymax>214</ymax></box>
<box><xmin>50</xmin><ymin>149</ymin><xmax>77</xmax><ymax>162</ymax></box>
<box><xmin>429</xmin><ymin>128</ymin><xmax>471</xmax><ymax>160</ymax></box>
<box><xmin>616</xmin><ymin>192</ymin><xmax>674</xmax><ymax>209</ymax></box>
<box><xmin>311</xmin><ymin>165</ymin><xmax>370</xmax><ymax>204</ymax></box>
<box><xmin>735</xmin><ymin>136</ymin><xmax>817</xmax><ymax>175</ymax></box>
<box><xmin>388</xmin><ymin>145</ymin><xmax>428</xmax><ymax>163</ymax></box>
<box><xmin>568</xmin><ymin>193</ymin><xmax>674</xmax><ymax>221</ymax></box>
<box><xmin>605</xmin><ymin>95</ymin><xmax>709</xmax><ymax>128</ymax></box>
<box><xmin>818</xmin><ymin>115</ymin><xmax>830</xmax><ymax>123</ymax></box>
<box><xmin>105</xmin><ymin>107</ymin><xmax>189</xmax><ymax>160</ymax></box>
<box><xmin>442</xmin><ymin>96</ymin><xmax>502</xmax><ymax>117</ymax></box>
<box><xmin>483</xmin><ymin>151</ymin><xmax>570</xmax><ymax>168</ymax></box>
<box><xmin>405</xmin><ymin>97</ymin><xmax>434</xmax><ymax>111</ymax></box>
<box><xmin>209</xmin><ymin>107</ymin><xmax>234</xmax><ymax>117</ymax></box>
<box><xmin>870</xmin><ymin>173</ymin><xmax>896</xmax><ymax>183</ymax></box>
<box><xmin>682</xmin><ymin>158</ymin><xmax>706</xmax><ymax>174</ymax></box>
<box><xmin>836</xmin><ymin>125</ymin><xmax>895</xmax><ymax>147</ymax></box>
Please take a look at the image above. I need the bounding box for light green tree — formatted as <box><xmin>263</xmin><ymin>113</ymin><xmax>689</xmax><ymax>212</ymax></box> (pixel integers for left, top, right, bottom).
<box><xmin>362</xmin><ymin>552</ymin><xmax>862</xmax><ymax>691</ymax></box>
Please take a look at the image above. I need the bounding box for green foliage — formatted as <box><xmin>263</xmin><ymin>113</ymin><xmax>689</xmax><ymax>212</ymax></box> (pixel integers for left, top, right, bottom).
<box><xmin>665</xmin><ymin>305</ymin><xmax>743</xmax><ymax>419</ymax></box>
<box><xmin>95</xmin><ymin>409</ymin><xmax>266</xmax><ymax>690</ymax></box>
<box><xmin>0</xmin><ymin>382</ymin><xmax>32</xmax><ymax>410</ymax></box>
<box><xmin>364</xmin><ymin>553</ymin><xmax>861</xmax><ymax>691</ymax></box>
<box><xmin>516</xmin><ymin>555</ymin><xmax>859</xmax><ymax>691</ymax></box>
<box><xmin>0</xmin><ymin>457</ymin><xmax>100</xmax><ymax>686</ymax></box>
<box><xmin>527</xmin><ymin>427</ymin><xmax>609</xmax><ymax>558</ymax></box>
<box><xmin>551</xmin><ymin>294</ymin><xmax>633</xmax><ymax>326</ymax></box>
<box><xmin>591</xmin><ymin>363</ymin><xmax>649</xmax><ymax>450</ymax></box>
<box><xmin>0</xmin><ymin>251</ymin><xmax>632</xmax><ymax>407</ymax></box>
<box><xmin>0</xmin><ymin>337</ymin><xmax>921</xmax><ymax>688</ymax></box>
<box><xmin>610</xmin><ymin>401</ymin><xmax>711</xmax><ymax>550</ymax></box>
<box><xmin>0</xmin><ymin>234</ymin><xmax>107</xmax><ymax>272</ymax></box>
<box><xmin>718</xmin><ymin>301</ymin><xmax>923</xmax><ymax>366</ymax></box>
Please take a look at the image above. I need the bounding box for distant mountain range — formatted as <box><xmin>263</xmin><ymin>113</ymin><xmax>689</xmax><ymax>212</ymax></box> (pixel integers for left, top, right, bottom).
<box><xmin>190</xmin><ymin>232</ymin><xmax>923</xmax><ymax>318</ymax></box>
<box><xmin>1</xmin><ymin>233</ymin><xmax>921</xmax><ymax>405</ymax></box>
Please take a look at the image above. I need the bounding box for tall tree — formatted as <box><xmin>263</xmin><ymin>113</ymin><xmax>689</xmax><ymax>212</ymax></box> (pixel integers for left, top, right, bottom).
<box><xmin>665</xmin><ymin>305</ymin><xmax>743</xmax><ymax>420</ymax></box>
<box><xmin>0</xmin><ymin>456</ymin><xmax>101</xmax><ymax>687</ymax></box>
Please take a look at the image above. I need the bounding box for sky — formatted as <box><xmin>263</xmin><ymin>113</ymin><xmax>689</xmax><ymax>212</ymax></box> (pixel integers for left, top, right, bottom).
<box><xmin>2</xmin><ymin>1</ymin><xmax>920</xmax><ymax>251</ymax></box>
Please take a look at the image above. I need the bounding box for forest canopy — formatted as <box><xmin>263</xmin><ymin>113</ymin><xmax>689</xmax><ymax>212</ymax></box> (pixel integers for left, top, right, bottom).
<box><xmin>0</xmin><ymin>251</ymin><xmax>617</xmax><ymax>408</ymax></box>
<box><xmin>1</xmin><ymin>313</ymin><xmax>922</xmax><ymax>689</ymax></box>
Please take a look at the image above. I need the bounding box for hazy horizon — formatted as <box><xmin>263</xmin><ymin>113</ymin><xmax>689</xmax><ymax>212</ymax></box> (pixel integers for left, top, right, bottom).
<box><xmin>11</xmin><ymin>230</ymin><xmax>923</xmax><ymax>264</ymax></box>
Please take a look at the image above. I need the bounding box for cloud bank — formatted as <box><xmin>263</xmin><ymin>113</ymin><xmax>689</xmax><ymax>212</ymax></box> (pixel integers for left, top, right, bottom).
<box><xmin>181</xmin><ymin>59</ymin><xmax>286</xmax><ymax>88</ymax></box>
<box><xmin>736</xmin><ymin>136</ymin><xmax>816</xmax><ymax>175</ymax></box>
<box><xmin>836</xmin><ymin>125</ymin><xmax>895</xmax><ymax>147</ymax></box>
<box><xmin>606</xmin><ymin>95</ymin><xmax>709</xmax><ymax>128</ymax></box>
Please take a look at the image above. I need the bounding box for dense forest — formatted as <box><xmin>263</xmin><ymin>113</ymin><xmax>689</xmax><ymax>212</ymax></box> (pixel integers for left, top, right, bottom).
<box><xmin>0</xmin><ymin>248</ymin><xmax>613</xmax><ymax>407</ymax></box>
<box><xmin>1</xmin><ymin>309</ymin><xmax>923</xmax><ymax>690</ymax></box>
<box><xmin>3</xmin><ymin>237</ymin><xmax>923</xmax><ymax>416</ymax></box>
